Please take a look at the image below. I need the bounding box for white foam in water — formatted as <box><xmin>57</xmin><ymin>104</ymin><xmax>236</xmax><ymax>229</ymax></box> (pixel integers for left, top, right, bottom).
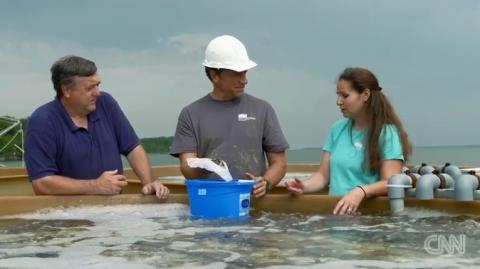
<box><xmin>3</xmin><ymin>203</ymin><xmax>190</xmax><ymax>221</ymax></box>
<box><xmin>261</xmin><ymin>257</ymin><xmax>472</xmax><ymax>269</ymax></box>
<box><xmin>1</xmin><ymin>204</ymin><xmax>480</xmax><ymax>268</ymax></box>
<box><xmin>397</xmin><ymin>207</ymin><xmax>458</xmax><ymax>218</ymax></box>
<box><xmin>174</xmin><ymin>262</ymin><xmax>227</xmax><ymax>269</ymax></box>
<box><xmin>0</xmin><ymin>204</ymin><xmax>192</xmax><ymax>269</ymax></box>
<box><xmin>331</xmin><ymin>222</ymin><xmax>399</xmax><ymax>232</ymax></box>
<box><xmin>0</xmin><ymin>203</ymin><xmax>274</xmax><ymax>268</ymax></box>
<box><xmin>297</xmin><ymin>215</ymin><xmax>324</xmax><ymax>225</ymax></box>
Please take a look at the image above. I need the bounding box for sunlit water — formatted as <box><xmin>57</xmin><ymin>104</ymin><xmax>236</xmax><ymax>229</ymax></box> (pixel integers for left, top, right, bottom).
<box><xmin>1</xmin><ymin>204</ymin><xmax>480</xmax><ymax>268</ymax></box>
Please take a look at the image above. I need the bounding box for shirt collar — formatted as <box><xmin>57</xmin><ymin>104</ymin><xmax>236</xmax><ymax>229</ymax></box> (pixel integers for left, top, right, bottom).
<box><xmin>54</xmin><ymin>97</ymin><xmax>101</xmax><ymax>132</ymax></box>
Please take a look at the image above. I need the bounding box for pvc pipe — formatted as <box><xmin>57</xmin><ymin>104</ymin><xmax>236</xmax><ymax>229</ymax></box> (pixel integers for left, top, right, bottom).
<box><xmin>455</xmin><ymin>174</ymin><xmax>479</xmax><ymax>201</ymax></box>
<box><xmin>388</xmin><ymin>174</ymin><xmax>412</xmax><ymax>214</ymax></box>
<box><xmin>416</xmin><ymin>174</ymin><xmax>440</xmax><ymax>200</ymax></box>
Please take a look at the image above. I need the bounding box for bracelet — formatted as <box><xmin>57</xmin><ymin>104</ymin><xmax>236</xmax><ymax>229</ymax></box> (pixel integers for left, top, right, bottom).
<box><xmin>356</xmin><ymin>185</ymin><xmax>367</xmax><ymax>199</ymax></box>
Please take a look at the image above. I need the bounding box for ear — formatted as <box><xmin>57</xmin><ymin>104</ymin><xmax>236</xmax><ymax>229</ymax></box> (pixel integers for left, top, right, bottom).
<box><xmin>362</xmin><ymin>89</ymin><xmax>371</xmax><ymax>102</ymax></box>
<box><xmin>61</xmin><ymin>84</ymin><xmax>71</xmax><ymax>98</ymax></box>
<box><xmin>210</xmin><ymin>70</ymin><xmax>220</xmax><ymax>84</ymax></box>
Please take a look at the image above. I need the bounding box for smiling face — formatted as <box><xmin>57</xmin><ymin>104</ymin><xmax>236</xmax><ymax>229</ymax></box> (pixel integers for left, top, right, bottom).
<box><xmin>210</xmin><ymin>69</ymin><xmax>248</xmax><ymax>100</ymax></box>
<box><xmin>61</xmin><ymin>72</ymin><xmax>101</xmax><ymax>116</ymax></box>
<box><xmin>336</xmin><ymin>79</ymin><xmax>370</xmax><ymax>120</ymax></box>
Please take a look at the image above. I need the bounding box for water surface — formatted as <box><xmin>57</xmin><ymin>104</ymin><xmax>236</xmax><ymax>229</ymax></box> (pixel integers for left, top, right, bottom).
<box><xmin>0</xmin><ymin>204</ymin><xmax>479</xmax><ymax>268</ymax></box>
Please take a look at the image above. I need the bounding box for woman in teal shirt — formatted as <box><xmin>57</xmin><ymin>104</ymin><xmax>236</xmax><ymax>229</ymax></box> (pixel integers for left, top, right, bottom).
<box><xmin>285</xmin><ymin>67</ymin><xmax>411</xmax><ymax>215</ymax></box>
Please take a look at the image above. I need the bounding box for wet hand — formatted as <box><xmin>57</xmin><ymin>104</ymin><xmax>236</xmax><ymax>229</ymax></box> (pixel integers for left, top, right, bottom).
<box><xmin>246</xmin><ymin>172</ymin><xmax>268</xmax><ymax>198</ymax></box>
<box><xmin>95</xmin><ymin>169</ymin><xmax>127</xmax><ymax>195</ymax></box>
<box><xmin>333</xmin><ymin>187</ymin><xmax>365</xmax><ymax>215</ymax></box>
<box><xmin>284</xmin><ymin>177</ymin><xmax>305</xmax><ymax>195</ymax></box>
<box><xmin>142</xmin><ymin>180</ymin><xmax>170</xmax><ymax>200</ymax></box>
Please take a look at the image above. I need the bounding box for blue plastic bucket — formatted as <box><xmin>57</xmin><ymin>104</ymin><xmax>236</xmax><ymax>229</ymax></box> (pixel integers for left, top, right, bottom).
<box><xmin>185</xmin><ymin>179</ymin><xmax>256</xmax><ymax>219</ymax></box>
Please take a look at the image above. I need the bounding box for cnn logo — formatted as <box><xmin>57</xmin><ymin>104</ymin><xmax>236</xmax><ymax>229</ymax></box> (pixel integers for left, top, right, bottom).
<box><xmin>424</xmin><ymin>234</ymin><xmax>466</xmax><ymax>255</ymax></box>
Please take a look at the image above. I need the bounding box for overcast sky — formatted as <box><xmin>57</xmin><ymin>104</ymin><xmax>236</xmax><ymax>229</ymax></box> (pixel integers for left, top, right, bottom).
<box><xmin>1</xmin><ymin>0</ymin><xmax>479</xmax><ymax>148</ymax></box>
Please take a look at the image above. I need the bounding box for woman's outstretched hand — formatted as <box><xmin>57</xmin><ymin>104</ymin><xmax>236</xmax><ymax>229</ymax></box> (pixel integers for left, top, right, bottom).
<box><xmin>285</xmin><ymin>177</ymin><xmax>305</xmax><ymax>195</ymax></box>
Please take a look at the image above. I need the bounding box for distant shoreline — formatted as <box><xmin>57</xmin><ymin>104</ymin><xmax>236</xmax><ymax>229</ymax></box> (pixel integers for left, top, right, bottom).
<box><xmin>3</xmin><ymin>145</ymin><xmax>480</xmax><ymax>168</ymax></box>
<box><xmin>291</xmin><ymin>145</ymin><xmax>480</xmax><ymax>151</ymax></box>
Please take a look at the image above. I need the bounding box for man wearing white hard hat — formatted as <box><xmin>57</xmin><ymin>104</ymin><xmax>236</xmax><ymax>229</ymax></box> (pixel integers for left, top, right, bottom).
<box><xmin>170</xmin><ymin>35</ymin><xmax>289</xmax><ymax>198</ymax></box>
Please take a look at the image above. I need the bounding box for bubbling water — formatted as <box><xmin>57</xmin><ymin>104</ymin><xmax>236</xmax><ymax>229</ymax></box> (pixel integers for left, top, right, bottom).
<box><xmin>0</xmin><ymin>204</ymin><xmax>479</xmax><ymax>268</ymax></box>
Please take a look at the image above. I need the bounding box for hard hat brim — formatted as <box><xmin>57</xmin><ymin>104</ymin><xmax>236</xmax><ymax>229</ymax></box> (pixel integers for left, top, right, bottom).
<box><xmin>202</xmin><ymin>59</ymin><xmax>257</xmax><ymax>72</ymax></box>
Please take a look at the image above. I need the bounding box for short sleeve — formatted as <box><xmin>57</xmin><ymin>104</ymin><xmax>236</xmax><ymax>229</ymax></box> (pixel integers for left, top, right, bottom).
<box><xmin>25</xmin><ymin>114</ymin><xmax>59</xmax><ymax>181</ymax></box>
<box><xmin>103</xmin><ymin>93</ymin><xmax>140</xmax><ymax>156</ymax></box>
<box><xmin>170</xmin><ymin>108</ymin><xmax>198</xmax><ymax>157</ymax></box>
<box><xmin>262</xmin><ymin>104</ymin><xmax>289</xmax><ymax>152</ymax></box>
<box><xmin>322</xmin><ymin>125</ymin><xmax>335</xmax><ymax>152</ymax></box>
<box><xmin>381</xmin><ymin>125</ymin><xmax>404</xmax><ymax>161</ymax></box>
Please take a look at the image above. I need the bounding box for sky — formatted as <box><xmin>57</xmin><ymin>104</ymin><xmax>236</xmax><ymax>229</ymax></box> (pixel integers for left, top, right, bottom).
<box><xmin>1</xmin><ymin>0</ymin><xmax>479</xmax><ymax>149</ymax></box>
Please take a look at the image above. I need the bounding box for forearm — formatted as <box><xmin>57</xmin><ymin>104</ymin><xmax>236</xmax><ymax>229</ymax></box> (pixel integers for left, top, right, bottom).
<box><xmin>127</xmin><ymin>145</ymin><xmax>153</xmax><ymax>186</ymax></box>
<box><xmin>178</xmin><ymin>152</ymin><xmax>209</xmax><ymax>179</ymax></box>
<box><xmin>32</xmin><ymin>175</ymin><xmax>97</xmax><ymax>195</ymax></box>
<box><xmin>302</xmin><ymin>171</ymin><xmax>329</xmax><ymax>193</ymax></box>
<box><xmin>362</xmin><ymin>159</ymin><xmax>403</xmax><ymax>197</ymax></box>
<box><xmin>264</xmin><ymin>160</ymin><xmax>287</xmax><ymax>187</ymax></box>
<box><xmin>363</xmin><ymin>180</ymin><xmax>388</xmax><ymax>197</ymax></box>
<box><xmin>180</xmin><ymin>161</ymin><xmax>208</xmax><ymax>179</ymax></box>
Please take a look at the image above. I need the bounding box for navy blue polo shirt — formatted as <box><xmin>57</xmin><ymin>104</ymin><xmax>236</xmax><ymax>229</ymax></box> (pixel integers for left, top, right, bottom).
<box><xmin>25</xmin><ymin>92</ymin><xmax>140</xmax><ymax>181</ymax></box>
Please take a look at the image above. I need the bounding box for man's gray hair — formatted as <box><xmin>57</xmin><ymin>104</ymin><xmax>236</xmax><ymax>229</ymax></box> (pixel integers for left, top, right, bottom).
<box><xmin>50</xmin><ymin>55</ymin><xmax>97</xmax><ymax>97</ymax></box>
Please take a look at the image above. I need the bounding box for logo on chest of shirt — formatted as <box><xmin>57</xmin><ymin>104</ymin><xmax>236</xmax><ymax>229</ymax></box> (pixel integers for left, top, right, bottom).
<box><xmin>238</xmin><ymin>113</ymin><xmax>256</xmax><ymax>122</ymax></box>
<box><xmin>353</xmin><ymin>141</ymin><xmax>363</xmax><ymax>150</ymax></box>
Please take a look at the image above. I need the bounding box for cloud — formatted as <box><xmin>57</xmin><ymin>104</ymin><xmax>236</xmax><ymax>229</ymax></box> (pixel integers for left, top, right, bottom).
<box><xmin>0</xmin><ymin>30</ymin><xmax>337</xmax><ymax>148</ymax></box>
<box><xmin>2</xmin><ymin>1</ymin><xmax>480</xmax><ymax>147</ymax></box>
<box><xmin>0</xmin><ymin>31</ymin><xmax>87</xmax><ymax>72</ymax></box>
<box><xmin>0</xmin><ymin>31</ymin><xmax>218</xmax><ymax>142</ymax></box>
<box><xmin>247</xmin><ymin>67</ymin><xmax>338</xmax><ymax>148</ymax></box>
<box><xmin>165</xmin><ymin>33</ymin><xmax>214</xmax><ymax>56</ymax></box>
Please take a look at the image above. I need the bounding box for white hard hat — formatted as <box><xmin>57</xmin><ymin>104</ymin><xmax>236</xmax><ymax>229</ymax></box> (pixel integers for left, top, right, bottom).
<box><xmin>202</xmin><ymin>35</ymin><xmax>257</xmax><ymax>72</ymax></box>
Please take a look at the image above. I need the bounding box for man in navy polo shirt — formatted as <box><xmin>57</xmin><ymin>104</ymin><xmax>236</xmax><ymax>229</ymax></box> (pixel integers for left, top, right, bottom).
<box><xmin>25</xmin><ymin>55</ymin><xmax>169</xmax><ymax>199</ymax></box>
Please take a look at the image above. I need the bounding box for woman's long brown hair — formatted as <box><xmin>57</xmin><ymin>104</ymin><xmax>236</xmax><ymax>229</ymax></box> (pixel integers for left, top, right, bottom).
<box><xmin>339</xmin><ymin>67</ymin><xmax>411</xmax><ymax>173</ymax></box>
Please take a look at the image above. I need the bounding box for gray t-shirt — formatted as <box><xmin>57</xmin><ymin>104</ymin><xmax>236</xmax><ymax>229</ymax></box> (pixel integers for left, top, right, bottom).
<box><xmin>170</xmin><ymin>93</ymin><xmax>289</xmax><ymax>179</ymax></box>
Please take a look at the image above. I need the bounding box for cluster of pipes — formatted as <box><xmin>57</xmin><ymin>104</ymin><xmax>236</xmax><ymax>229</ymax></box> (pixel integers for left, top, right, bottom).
<box><xmin>388</xmin><ymin>163</ymin><xmax>480</xmax><ymax>214</ymax></box>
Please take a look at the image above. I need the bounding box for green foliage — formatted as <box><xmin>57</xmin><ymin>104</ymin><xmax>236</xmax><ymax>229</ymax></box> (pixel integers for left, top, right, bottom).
<box><xmin>0</xmin><ymin>116</ymin><xmax>27</xmax><ymax>160</ymax></box>
<box><xmin>141</xmin><ymin>136</ymin><xmax>173</xmax><ymax>153</ymax></box>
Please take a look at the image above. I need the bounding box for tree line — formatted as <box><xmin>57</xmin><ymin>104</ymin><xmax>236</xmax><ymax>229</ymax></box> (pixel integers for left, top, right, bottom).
<box><xmin>0</xmin><ymin>116</ymin><xmax>173</xmax><ymax>160</ymax></box>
